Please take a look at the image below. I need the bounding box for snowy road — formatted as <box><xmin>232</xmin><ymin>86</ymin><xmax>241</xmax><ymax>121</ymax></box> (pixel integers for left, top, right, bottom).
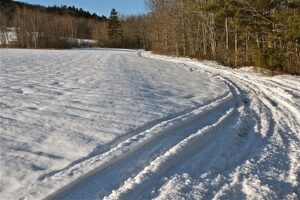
<box><xmin>0</xmin><ymin>49</ymin><xmax>299</xmax><ymax>200</ymax></box>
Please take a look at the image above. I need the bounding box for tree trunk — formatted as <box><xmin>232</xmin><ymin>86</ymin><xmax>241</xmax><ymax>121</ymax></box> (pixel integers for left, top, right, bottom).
<box><xmin>202</xmin><ymin>22</ymin><xmax>207</xmax><ymax>56</ymax></box>
<box><xmin>225</xmin><ymin>17</ymin><xmax>229</xmax><ymax>51</ymax></box>
<box><xmin>180</xmin><ymin>0</ymin><xmax>186</xmax><ymax>56</ymax></box>
<box><xmin>235</xmin><ymin>26</ymin><xmax>238</xmax><ymax>67</ymax></box>
<box><xmin>256</xmin><ymin>32</ymin><xmax>260</xmax><ymax>49</ymax></box>
<box><xmin>245</xmin><ymin>31</ymin><xmax>248</xmax><ymax>63</ymax></box>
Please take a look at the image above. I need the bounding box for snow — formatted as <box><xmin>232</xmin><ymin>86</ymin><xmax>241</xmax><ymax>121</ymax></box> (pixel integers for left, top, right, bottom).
<box><xmin>0</xmin><ymin>48</ymin><xmax>226</xmax><ymax>199</ymax></box>
<box><xmin>0</xmin><ymin>27</ymin><xmax>97</xmax><ymax>46</ymax></box>
<box><xmin>0</xmin><ymin>27</ymin><xmax>17</xmax><ymax>45</ymax></box>
<box><xmin>0</xmin><ymin>48</ymin><xmax>299</xmax><ymax>200</ymax></box>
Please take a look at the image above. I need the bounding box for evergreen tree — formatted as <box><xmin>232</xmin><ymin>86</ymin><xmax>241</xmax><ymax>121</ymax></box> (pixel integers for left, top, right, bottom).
<box><xmin>108</xmin><ymin>8</ymin><xmax>123</xmax><ymax>47</ymax></box>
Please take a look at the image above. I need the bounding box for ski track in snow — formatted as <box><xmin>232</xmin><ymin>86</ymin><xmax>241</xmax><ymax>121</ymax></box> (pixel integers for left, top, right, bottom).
<box><xmin>0</xmin><ymin>48</ymin><xmax>299</xmax><ymax>200</ymax></box>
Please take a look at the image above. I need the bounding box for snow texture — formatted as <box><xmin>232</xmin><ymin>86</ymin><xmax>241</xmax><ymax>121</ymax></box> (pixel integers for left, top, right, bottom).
<box><xmin>0</xmin><ymin>48</ymin><xmax>299</xmax><ymax>200</ymax></box>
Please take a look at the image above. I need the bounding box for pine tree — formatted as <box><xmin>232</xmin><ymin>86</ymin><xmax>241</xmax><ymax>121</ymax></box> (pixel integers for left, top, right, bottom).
<box><xmin>108</xmin><ymin>8</ymin><xmax>123</xmax><ymax>47</ymax></box>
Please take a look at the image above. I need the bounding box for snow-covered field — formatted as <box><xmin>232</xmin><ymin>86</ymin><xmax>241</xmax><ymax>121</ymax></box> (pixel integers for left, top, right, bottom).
<box><xmin>0</xmin><ymin>48</ymin><xmax>299</xmax><ymax>200</ymax></box>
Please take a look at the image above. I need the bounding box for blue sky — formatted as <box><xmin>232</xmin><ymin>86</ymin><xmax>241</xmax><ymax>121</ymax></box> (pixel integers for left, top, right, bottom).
<box><xmin>19</xmin><ymin>0</ymin><xmax>148</xmax><ymax>17</ymax></box>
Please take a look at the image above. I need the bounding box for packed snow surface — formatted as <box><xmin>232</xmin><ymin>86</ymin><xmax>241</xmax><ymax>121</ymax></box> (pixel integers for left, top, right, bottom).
<box><xmin>0</xmin><ymin>48</ymin><xmax>299</xmax><ymax>200</ymax></box>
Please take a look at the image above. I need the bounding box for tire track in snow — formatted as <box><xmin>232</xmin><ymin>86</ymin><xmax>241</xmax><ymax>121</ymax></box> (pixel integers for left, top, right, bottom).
<box><xmin>226</xmin><ymin>73</ymin><xmax>300</xmax><ymax>197</ymax></box>
<box><xmin>52</xmin><ymin>71</ymin><xmax>246</xmax><ymax>200</ymax></box>
<box><xmin>105</xmin><ymin>109</ymin><xmax>235</xmax><ymax>200</ymax></box>
<box><xmin>172</xmin><ymin>60</ymin><xmax>300</xmax><ymax>199</ymax></box>
<box><xmin>37</xmin><ymin>88</ymin><xmax>235</xmax><ymax>200</ymax></box>
<box><xmin>103</xmin><ymin>70</ymin><xmax>250</xmax><ymax>200</ymax></box>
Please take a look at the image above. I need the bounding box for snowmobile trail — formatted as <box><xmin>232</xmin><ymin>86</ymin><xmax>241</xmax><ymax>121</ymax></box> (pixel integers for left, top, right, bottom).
<box><xmin>143</xmin><ymin>54</ymin><xmax>300</xmax><ymax>199</ymax></box>
<box><xmin>43</xmin><ymin>83</ymin><xmax>237</xmax><ymax>200</ymax></box>
<box><xmin>1</xmin><ymin>49</ymin><xmax>299</xmax><ymax>200</ymax></box>
<box><xmin>44</xmin><ymin>52</ymin><xmax>299</xmax><ymax>200</ymax></box>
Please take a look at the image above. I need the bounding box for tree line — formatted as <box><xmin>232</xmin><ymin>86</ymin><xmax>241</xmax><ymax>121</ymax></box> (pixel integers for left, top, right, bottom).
<box><xmin>0</xmin><ymin>0</ymin><xmax>109</xmax><ymax>48</ymax></box>
<box><xmin>0</xmin><ymin>0</ymin><xmax>299</xmax><ymax>75</ymax></box>
<box><xmin>141</xmin><ymin>0</ymin><xmax>300</xmax><ymax>75</ymax></box>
